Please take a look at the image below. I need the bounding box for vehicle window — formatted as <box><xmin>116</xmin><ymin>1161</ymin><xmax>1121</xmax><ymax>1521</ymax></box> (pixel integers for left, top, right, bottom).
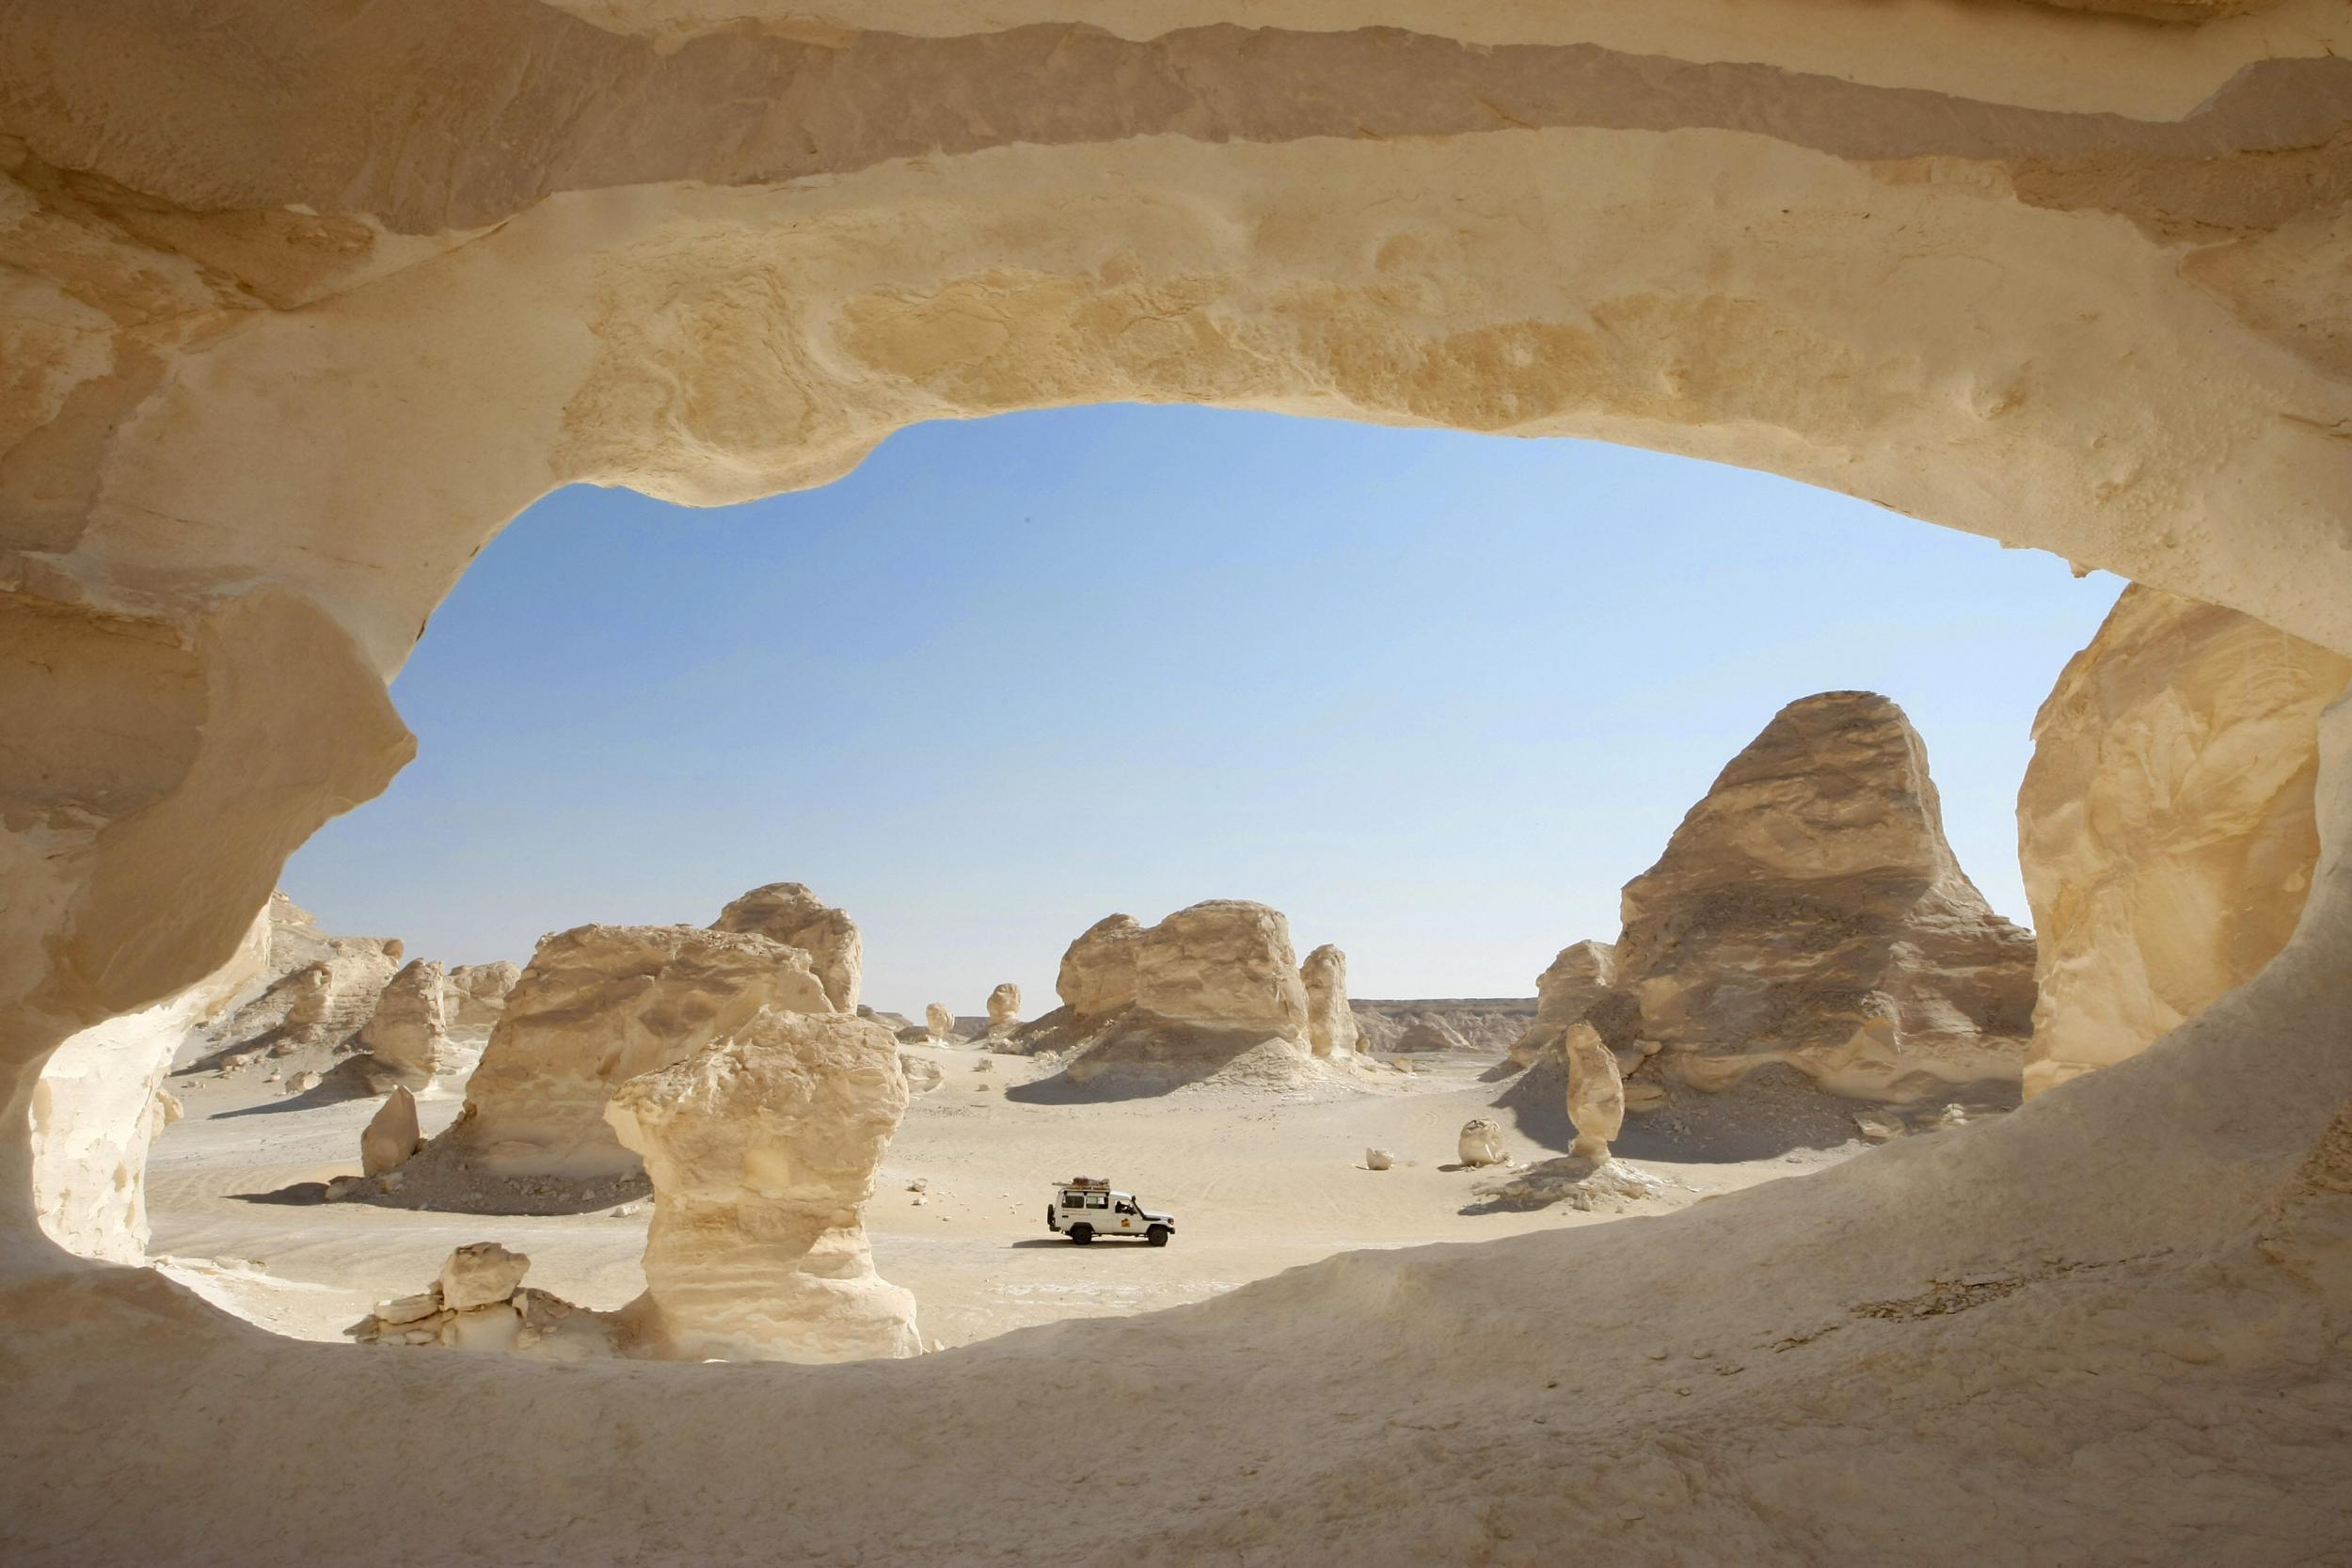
<box><xmin>1117</xmin><ymin>1202</ymin><xmax>1136</xmax><ymax>1214</ymax></box>
<box><xmin>1088</xmin><ymin>1192</ymin><xmax>1108</xmax><ymax>1208</ymax></box>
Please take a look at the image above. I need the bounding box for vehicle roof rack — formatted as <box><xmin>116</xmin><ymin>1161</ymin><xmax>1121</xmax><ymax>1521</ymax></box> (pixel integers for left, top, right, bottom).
<box><xmin>1065</xmin><ymin>1176</ymin><xmax>1109</xmax><ymax>1189</ymax></box>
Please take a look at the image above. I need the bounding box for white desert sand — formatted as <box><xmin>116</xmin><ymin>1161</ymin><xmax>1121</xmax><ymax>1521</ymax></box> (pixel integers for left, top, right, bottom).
<box><xmin>139</xmin><ymin>1037</ymin><xmax>1838</xmax><ymax>1351</ymax></box>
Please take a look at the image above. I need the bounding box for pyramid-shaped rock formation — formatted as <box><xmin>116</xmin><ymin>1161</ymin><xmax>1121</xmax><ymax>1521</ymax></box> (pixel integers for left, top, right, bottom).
<box><xmin>1609</xmin><ymin>691</ymin><xmax>2035</xmax><ymax>1100</ymax></box>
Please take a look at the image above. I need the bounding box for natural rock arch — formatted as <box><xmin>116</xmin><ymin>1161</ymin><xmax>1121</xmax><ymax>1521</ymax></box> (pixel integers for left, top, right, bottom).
<box><xmin>3</xmin><ymin>2</ymin><xmax>2350</xmax><ymax>1560</ymax></box>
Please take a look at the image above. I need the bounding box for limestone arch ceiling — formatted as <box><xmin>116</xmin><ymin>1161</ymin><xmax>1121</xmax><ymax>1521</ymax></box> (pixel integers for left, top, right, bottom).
<box><xmin>4</xmin><ymin>0</ymin><xmax>2348</xmax><ymax>677</ymax></box>
<box><xmin>2</xmin><ymin>0</ymin><xmax>2350</xmax><ymax>1257</ymax></box>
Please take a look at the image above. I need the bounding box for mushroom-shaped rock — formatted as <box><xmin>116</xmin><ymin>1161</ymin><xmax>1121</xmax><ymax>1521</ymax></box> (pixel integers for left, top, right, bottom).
<box><xmin>2019</xmin><ymin>584</ymin><xmax>2351</xmax><ymax>1097</ymax></box>
<box><xmin>356</xmin><ymin>958</ymin><xmax>450</xmax><ymax>1087</ymax></box>
<box><xmin>986</xmin><ymin>983</ymin><xmax>1023</xmax><ymax>1032</ymax></box>
<box><xmin>443</xmin><ymin>960</ymin><xmax>521</xmax><ymax>1029</ymax></box>
<box><xmin>437</xmin><ymin>1242</ymin><xmax>531</xmax><ymax>1311</ymax></box>
<box><xmin>1565</xmin><ymin>1024</ymin><xmax>1625</xmax><ymax>1163</ymax></box>
<box><xmin>1511</xmin><ymin>941</ymin><xmax>1618</xmax><ymax>1066</ymax></box>
<box><xmin>1458</xmin><ymin>1118</ymin><xmax>1508</xmax><ymax>1167</ymax></box>
<box><xmin>433</xmin><ymin>922</ymin><xmax>833</xmax><ymax>1180</ymax></box>
<box><xmin>1025</xmin><ymin>901</ymin><xmax>1318</xmax><ymax>1083</ymax></box>
<box><xmin>709</xmin><ymin>882</ymin><xmax>863</xmax><ymax>1013</ymax></box>
<box><xmin>924</xmin><ymin>1003</ymin><xmax>954</xmax><ymax>1042</ymax></box>
<box><xmin>1057</xmin><ymin>915</ymin><xmax>1143</xmax><ymax>1015</ymax></box>
<box><xmin>1131</xmin><ymin>901</ymin><xmax>1308</xmax><ymax>1037</ymax></box>
<box><xmin>361</xmin><ymin>1086</ymin><xmax>423</xmax><ymax>1177</ymax></box>
<box><xmin>1300</xmin><ymin>944</ymin><xmax>1358</xmax><ymax>1057</ymax></box>
<box><xmin>604</xmin><ymin>1009</ymin><xmax>921</xmax><ymax>1364</ymax></box>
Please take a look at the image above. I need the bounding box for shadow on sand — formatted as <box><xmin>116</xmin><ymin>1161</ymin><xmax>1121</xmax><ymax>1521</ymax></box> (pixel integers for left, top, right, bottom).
<box><xmin>1005</xmin><ymin>1024</ymin><xmax>1301</xmax><ymax>1104</ymax></box>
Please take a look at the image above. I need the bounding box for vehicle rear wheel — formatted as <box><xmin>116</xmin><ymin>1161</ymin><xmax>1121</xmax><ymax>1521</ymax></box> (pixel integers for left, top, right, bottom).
<box><xmin>1070</xmin><ymin>1224</ymin><xmax>1094</xmax><ymax>1244</ymax></box>
<box><xmin>1146</xmin><ymin>1225</ymin><xmax>1169</xmax><ymax>1247</ymax></box>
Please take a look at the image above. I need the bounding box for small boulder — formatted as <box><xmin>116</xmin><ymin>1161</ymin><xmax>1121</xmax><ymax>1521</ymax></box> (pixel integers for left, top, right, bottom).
<box><xmin>1457</xmin><ymin>1118</ymin><xmax>1508</xmax><ymax>1167</ymax></box>
<box><xmin>1365</xmin><ymin>1148</ymin><xmax>1394</xmax><ymax>1171</ymax></box>
<box><xmin>437</xmin><ymin>1242</ymin><xmax>531</xmax><ymax>1311</ymax></box>
<box><xmin>361</xmin><ymin>1085</ymin><xmax>423</xmax><ymax>1177</ymax></box>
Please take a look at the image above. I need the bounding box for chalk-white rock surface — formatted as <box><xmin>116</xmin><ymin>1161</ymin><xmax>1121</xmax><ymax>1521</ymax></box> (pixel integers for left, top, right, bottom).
<box><xmin>605</xmin><ymin>1010</ymin><xmax>920</xmax><ymax>1363</ymax></box>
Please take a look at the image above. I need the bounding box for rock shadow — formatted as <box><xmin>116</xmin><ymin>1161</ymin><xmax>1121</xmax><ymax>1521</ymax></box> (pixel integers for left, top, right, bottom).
<box><xmin>1005</xmin><ymin>1025</ymin><xmax>1310</xmax><ymax>1103</ymax></box>
<box><xmin>229</xmin><ymin>1180</ymin><xmax>331</xmax><ymax>1205</ymax></box>
<box><xmin>1493</xmin><ymin>1060</ymin><xmax>2003</xmax><ymax>1163</ymax></box>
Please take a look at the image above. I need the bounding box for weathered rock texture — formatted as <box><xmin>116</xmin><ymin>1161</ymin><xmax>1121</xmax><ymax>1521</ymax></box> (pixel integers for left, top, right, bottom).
<box><xmin>354</xmin><ymin>958</ymin><xmax>449</xmax><ymax>1088</ymax></box>
<box><xmin>710</xmin><ymin>883</ymin><xmax>863</xmax><ymax>1013</ymax></box>
<box><xmin>443</xmin><ymin>961</ymin><xmax>521</xmax><ymax>1030</ymax></box>
<box><xmin>1457</xmin><ymin>1118</ymin><xmax>1508</xmax><ymax>1167</ymax></box>
<box><xmin>1131</xmin><ymin>902</ymin><xmax>1309</xmax><ymax>1037</ymax></box>
<box><xmin>204</xmin><ymin>895</ymin><xmax>405</xmax><ymax>1060</ymax></box>
<box><xmin>923</xmin><ymin>1003</ymin><xmax>954</xmax><ymax>1042</ymax></box>
<box><xmin>1612</xmin><ymin>692</ymin><xmax>2037</xmax><ymax>1101</ymax></box>
<box><xmin>30</xmin><ymin>905</ymin><xmax>267</xmax><ymax>1262</ymax></box>
<box><xmin>2020</xmin><ymin>585</ymin><xmax>2352</xmax><ymax>1096</ymax></box>
<box><xmin>1057</xmin><ymin>915</ymin><xmax>1143</xmax><ymax>1015</ymax></box>
<box><xmin>6</xmin><ymin>3</ymin><xmax>2352</xmax><ymax>1563</ymax></box>
<box><xmin>426</xmin><ymin>919</ymin><xmax>832</xmax><ymax>1182</ymax></box>
<box><xmin>985</xmin><ymin>983</ymin><xmax>1022</xmax><ymax>1032</ymax></box>
<box><xmin>347</xmin><ymin>1243</ymin><xmax>612</xmax><ymax>1357</ymax></box>
<box><xmin>1299</xmin><ymin>943</ymin><xmax>1357</xmax><ymax>1056</ymax></box>
<box><xmin>605</xmin><ymin>1010</ymin><xmax>920</xmax><ymax>1363</ymax></box>
<box><xmin>1393</xmin><ymin>1015</ymin><xmax>1473</xmax><ymax>1053</ymax></box>
<box><xmin>1510</xmin><ymin>942</ymin><xmax>1618</xmax><ymax>1066</ymax></box>
<box><xmin>1564</xmin><ymin>1023</ymin><xmax>1627</xmax><ymax>1162</ymax></box>
<box><xmin>1018</xmin><ymin>901</ymin><xmax>1315</xmax><ymax>1085</ymax></box>
<box><xmin>1352</xmin><ymin>999</ymin><xmax>1537</xmax><ymax>1055</ymax></box>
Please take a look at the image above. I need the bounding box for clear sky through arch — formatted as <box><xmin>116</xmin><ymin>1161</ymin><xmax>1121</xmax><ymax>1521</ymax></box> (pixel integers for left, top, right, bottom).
<box><xmin>283</xmin><ymin>404</ymin><xmax>2124</xmax><ymax>1016</ymax></box>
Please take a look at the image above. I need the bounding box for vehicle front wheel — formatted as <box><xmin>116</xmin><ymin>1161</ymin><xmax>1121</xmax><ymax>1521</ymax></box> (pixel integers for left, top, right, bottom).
<box><xmin>1069</xmin><ymin>1224</ymin><xmax>1094</xmax><ymax>1244</ymax></box>
<box><xmin>1146</xmin><ymin>1225</ymin><xmax>1169</xmax><ymax>1247</ymax></box>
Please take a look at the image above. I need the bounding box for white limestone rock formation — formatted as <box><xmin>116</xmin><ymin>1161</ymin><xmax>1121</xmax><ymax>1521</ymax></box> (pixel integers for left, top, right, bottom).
<box><xmin>1352</xmin><ymin>999</ymin><xmax>1536</xmax><ymax>1055</ymax></box>
<box><xmin>604</xmin><ymin>1010</ymin><xmax>921</xmax><ymax>1364</ymax></box>
<box><xmin>207</xmin><ymin>895</ymin><xmax>405</xmax><ymax>1057</ymax></box>
<box><xmin>1299</xmin><ymin>943</ymin><xmax>1358</xmax><ymax>1057</ymax></box>
<box><xmin>1017</xmin><ymin>901</ymin><xmax>1315</xmax><ymax>1085</ymax></box>
<box><xmin>985</xmin><ymin>983</ymin><xmax>1023</xmax><ymax>1034</ymax></box>
<box><xmin>1363</xmin><ymin>1148</ymin><xmax>1393</xmax><ymax>1172</ymax></box>
<box><xmin>710</xmin><ymin>882</ymin><xmax>863</xmax><ymax>1013</ymax></box>
<box><xmin>2019</xmin><ymin>585</ymin><xmax>2352</xmax><ymax>1097</ymax></box>
<box><xmin>415</xmin><ymin>918</ymin><xmax>832</xmax><ymax>1191</ymax></box>
<box><xmin>1057</xmin><ymin>915</ymin><xmax>1143</xmax><ymax>1014</ymax></box>
<box><xmin>11</xmin><ymin>5</ymin><xmax>2352</xmax><ymax>1561</ymax></box>
<box><xmin>1132</xmin><ymin>902</ymin><xmax>1307</xmax><ymax>1037</ymax></box>
<box><xmin>1612</xmin><ymin>692</ymin><xmax>2036</xmax><ymax>1101</ymax></box>
<box><xmin>355</xmin><ymin>958</ymin><xmax>450</xmax><ymax>1088</ymax></box>
<box><xmin>1457</xmin><ymin>1118</ymin><xmax>1508</xmax><ymax>1167</ymax></box>
<box><xmin>1392</xmin><ymin>1014</ymin><xmax>1472</xmax><ymax>1053</ymax></box>
<box><xmin>443</xmin><ymin>961</ymin><xmax>521</xmax><ymax>1030</ymax></box>
<box><xmin>348</xmin><ymin>1243</ymin><xmax>611</xmax><ymax>1357</ymax></box>
<box><xmin>924</xmin><ymin>1003</ymin><xmax>955</xmax><ymax>1043</ymax></box>
<box><xmin>899</xmin><ymin>1053</ymin><xmax>945</xmax><ymax>1094</ymax></box>
<box><xmin>30</xmin><ymin>906</ymin><xmax>268</xmax><ymax>1263</ymax></box>
<box><xmin>361</xmin><ymin>1086</ymin><xmax>423</xmax><ymax>1177</ymax></box>
<box><xmin>1510</xmin><ymin>942</ymin><xmax>1619</xmax><ymax>1067</ymax></box>
<box><xmin>1565</xmin><ymin>1024</ymin><xmax>1626</xmax><ymax>1163</ymax></box>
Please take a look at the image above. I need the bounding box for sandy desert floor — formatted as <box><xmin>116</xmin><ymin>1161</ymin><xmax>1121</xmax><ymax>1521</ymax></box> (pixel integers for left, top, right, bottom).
<box><xmin>144</xmin><ymin>1039</ymin><xmax>1867</xmax><ymax>1350</ymax></box>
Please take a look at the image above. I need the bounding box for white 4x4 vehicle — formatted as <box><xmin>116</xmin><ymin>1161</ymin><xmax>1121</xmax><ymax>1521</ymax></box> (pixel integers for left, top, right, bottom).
<box><xmin>1047</xmin><ymin>1177</ymin><xmax>1175</xmax><ymax>1245</ymax></box>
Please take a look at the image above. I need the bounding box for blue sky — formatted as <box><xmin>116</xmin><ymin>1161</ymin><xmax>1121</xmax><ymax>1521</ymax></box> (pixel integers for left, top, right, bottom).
<box><xmin>284</xmin><ymin>404</ymin><xmax>2123</xmax><ymax>1014</ymax></box>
